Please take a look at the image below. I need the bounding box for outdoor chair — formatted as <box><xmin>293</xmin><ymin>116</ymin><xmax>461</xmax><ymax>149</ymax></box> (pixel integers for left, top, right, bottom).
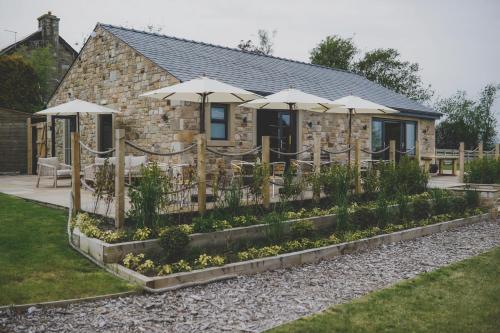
<box><xmin>83</xmin><ymin>155</ymin><xmax>148</xmax><ymax>185</ymax></box>
<box><xmin>230</xmin><ymin>160</ymin><xmax>255</xmax><ymax>182</ymax></box>
<box><xmin>270</xmin><ymin>161</ymin><xmax>286</xmax><ymax>197</ymax></box>
<box><xmin>36</xmin><ymin>157</ymin><xmax>71</xmax><ymax>188</ymax></box>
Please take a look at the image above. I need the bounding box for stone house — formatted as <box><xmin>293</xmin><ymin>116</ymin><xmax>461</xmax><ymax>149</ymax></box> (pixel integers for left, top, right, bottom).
<box><xmin>0</xmin><ymin>11</ymin><xmax>78</xmax><ymax>98</ymax></box>
<box><xmin>47</xmin><ymin>24</ymin><xmax>440</xmax><ymax>171</ymax></box>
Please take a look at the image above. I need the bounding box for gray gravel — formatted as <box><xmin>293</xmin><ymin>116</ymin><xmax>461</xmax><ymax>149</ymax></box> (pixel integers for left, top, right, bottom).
<box><xmin>2</xmin><ymin>220</ymin><xmax>500</xmax><ymax>333</ymax></box>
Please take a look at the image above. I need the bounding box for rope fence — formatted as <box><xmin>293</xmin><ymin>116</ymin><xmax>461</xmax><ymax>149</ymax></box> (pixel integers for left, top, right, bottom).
<box><xmin>360</xmin><ymin>146</ymin><xmax>390</xmax><ymax>155</ymax></box>
<box><xmin>79</xmin><ymin>141</ymin><xmax>115</xmax><ymax>155</ymax></box>
<box><xmin>125</xmin><ymin>140</ymin><xmax>196</xmax><ymax>156</ymax></box>
<box><xmin>395</xmin><ymin>146</ymin><xmax>415</xmax><ymax>154</ymax></box>
<box><xmin>206</xmin><ymin>146</ymin><xmax>261</xmax><ymax>157</ymax></box>
<box><xmin>321</xmin><ymin>146</ymin><xmax>352</xmax><ymax>155</ymax></box>
<box><xmin>269</xmin><ymin>146</ymin><xmax>312</xmax><ymax>156</ymax></box>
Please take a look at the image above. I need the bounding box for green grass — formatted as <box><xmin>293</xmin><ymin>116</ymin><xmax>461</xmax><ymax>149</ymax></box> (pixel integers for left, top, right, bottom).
<box><xmin>268</xmin><ymin>247</ymin><xmax>500</xmax><ymax>333</ymax></box>
<box><xmin>0</xmin><ymin>193</ymin><xmax>133</xmax><ymax>305</ymax></box>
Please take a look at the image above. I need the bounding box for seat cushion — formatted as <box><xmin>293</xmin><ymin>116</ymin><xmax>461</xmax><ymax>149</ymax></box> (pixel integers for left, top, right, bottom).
<box><xmin>56</xmin><ymin>169</ymin><xmax>72</xmax><ymax>177</ymax></box>
<box><xmin>39</xmin><ymin>157</ymin><xmax>59</xmax><ymax>168</ymax></box>
<box><xmin>126</xmin><ymin>155</ymin><xmax>147</xmax><ymax>169</ymax></box>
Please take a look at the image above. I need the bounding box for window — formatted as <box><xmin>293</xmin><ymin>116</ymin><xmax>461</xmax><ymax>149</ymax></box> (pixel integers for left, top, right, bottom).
<box><xmin>371</xmin><ymin>119</ymin><xmax>383</xmax><ymax>152</ymax></box>
<box><xmin>210</xmin><ymin>104</ymin><xmax>228</xmax><ymax>140</ymax></box>
<box><xmin>405</xmin><ymin>121</ymin><xmax>417</xmax><ymax>156</ymax></box>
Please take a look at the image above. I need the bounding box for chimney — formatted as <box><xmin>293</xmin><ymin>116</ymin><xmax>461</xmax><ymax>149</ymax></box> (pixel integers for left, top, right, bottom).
<box><xmin>37</xmin><ymin>11</ymin><xmax>59</xmax><ymax>47</ymax></box>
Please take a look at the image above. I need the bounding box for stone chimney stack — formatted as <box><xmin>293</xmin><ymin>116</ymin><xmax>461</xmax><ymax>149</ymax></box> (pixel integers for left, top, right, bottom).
<box><xmin>37</xmin><ymin>11</ymin><xmax>59</xmax><ymax>47</ymax></box>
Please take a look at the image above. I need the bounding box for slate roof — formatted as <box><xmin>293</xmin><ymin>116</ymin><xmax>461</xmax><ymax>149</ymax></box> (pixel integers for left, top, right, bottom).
<box><xmin>0</xmin><ymin>30</ymin><xmax>77</xmax><ymax>57</ymax></box>
<box><xmin>100</xmin><ymin>24</ymin><xmax>440</xmax><ymax>119</ymax></box>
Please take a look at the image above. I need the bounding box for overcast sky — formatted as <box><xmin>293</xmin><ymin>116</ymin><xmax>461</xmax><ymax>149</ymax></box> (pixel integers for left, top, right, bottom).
<box><xmin>1</xmin><ymin>0</ymin><xmax>498</xmax><ymax>115</ymax></box>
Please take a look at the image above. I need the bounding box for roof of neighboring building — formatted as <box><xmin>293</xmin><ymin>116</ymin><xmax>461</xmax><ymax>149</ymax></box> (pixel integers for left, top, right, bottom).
<box><xmin>100</xmin><ymin>24</ymin><xmax>439</xmax><ymax>119</ymax></box>
<box><xmin>0</xmin><ymin>30</ymin><xmax>77</xmax><ymax>56</ymax></box>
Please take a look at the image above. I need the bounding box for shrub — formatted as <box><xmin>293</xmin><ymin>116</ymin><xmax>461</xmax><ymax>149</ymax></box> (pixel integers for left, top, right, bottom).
<box><xmin>464</xmin><ymin>188</ymin><xmax>480</xmax><ymax>208</ymax></box>
<box><xmin>136</xmin><ymin>259</ymin><xmax>156</xmax><ymax>275</ymax></box>
<box><xmin>99</xmin><ymin>230</ymin><xmax>127</xmax><ymax>243</ymax></box>
<box><xmin>412</xmin><ymin>196</ymin><xmax>431</xmax><ymax>220</ymax></box>
<box><xmin>192</xmin><ymin>214</ymin><xmax>217</xmax><ymax>233</ymax></box>
<box><xmin>128</xmin><ymin>162</ymin><xmax>172</xmax><ymax>229</ymax></box>
<box><xmin>379</xmin><ymin>157</ymin><xmax>428</xmax><ymax>198</ymax></box>
<box><xmin>172</xmin><ymin>259</ymin><xmax>192</xmax><ymax>273</ymax></box>
<box><xmin>465</xmin><ymin>158</ymin><xmax>500</xmax><ymax>184</ymax></box>
<box><xmin>157</xmin><ymin>264</ymin><xmax>173</xmax><ymax>276</ymax></box>
<box><xmin>158</xmin><ymin>226</ymin><xmax>190</xmax><ymax>262</ymax></box>
<box><xmin>290</xmin><ymin>220</ymin><xmax>314</xmax><ymax>238</ymax></box>
<box><xmin>361</xmin><ymin>168</ymin><xmax>379</xmax><ymax>200</ymax></box>
<box><xmin>212</xmin><ymin>219</ymin><xmax>231</xmax><ymax>231</ymax></box>
<box><xmin>349</xmin><ymin>206</ymin><xmax>377</xmax><ymax>229</ymax></box>
<box><xmin>265</xmin><ymin>211</ymin><xmax>285</xmax><ymax>242</ymax></box>
<box><xmin>449</xmin><ymin>195</ymin><xmax>467</xmax><ymax>215</ymax></box>
<box><xmin>396</xmin><ymin>190</ymin><xmax>410</xmax><ymax>223</ymax></box>
<box><xmin>123</xmin><ymin>253</ymin><xmax>145</xmax><ymax>271</ymax></box>
<box><xmin>92</xmin><ymin>159</ymin><xmax>115</xmax><ymax>215</ymax></box>
<box><xmin>375</xmin><ymin>194</ymin><xmax>390</xmax><ymax>227</ymax></box>
<box><xmin>194</xmin><ymin>254</ymin><xmax>225</xmax><ymax>268</ymax></box>
<box><xmin>336</xmin><ymin>204</ymin><xmax>350</xmax><ymax>233</ymax></box>
<box><xmin>321</xmin><ymin>164</ymin><xmax>353</xmax><ymax>206</ymax></box>
<box><xmin>430</xmin><ymin>189</ymin><xmax>452</xmax><ymax>215</ymax></box>
<box><xmin>132</xmin><ymin>227</ymin><xmax>152</xmax><ymax>241</ymax></box>
<box><xmin>222</xmin><ymin>180</ymin><xmax>244</xmax><ymax>216</ymax></box>
<box><xmin>231</xmin><ymin>215</ymin><xmax>258</xmax><ymax>227</ymax></box>
<box><xmin>279</xmin><ymin>165</ymin><xmax>303</xmax><ymax>208</ymax></box>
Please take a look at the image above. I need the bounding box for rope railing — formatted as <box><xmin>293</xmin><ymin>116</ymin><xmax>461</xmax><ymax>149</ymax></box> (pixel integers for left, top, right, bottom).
<box><xmin>125</xmin><ymin>141</ymin><xmax>196</xmax><ymax>156</ymax></box>
<box><xmin>269</xmin><ymin>146</ymin><xmax>312</xmax><ymax>156</ymax></box>
<box><xmin>360</xmin><ymin>146</ymin><xmax>390</xmax><ymax>155</ymax></box>
<box><xmin>395</xmin><ymin>146</ymin><xmax>415</xmax><ymax>154</ymax></box>
<box><xmin>206</xmin><ymin>146</ymin><xmax>261</xmax><ymax>157</ymax></box>
<box><xmin>321</xmin><ymin>146</ymin><xmax>352</xmax><ymax>155</ymax></box>
<box><xmin>79</xmin><ymin>141</ymin><xmax>115</xmax><ymax>155</ymax></box>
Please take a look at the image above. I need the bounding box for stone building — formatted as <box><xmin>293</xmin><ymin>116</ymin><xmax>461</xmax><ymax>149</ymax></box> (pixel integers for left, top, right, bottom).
<box><xmin>47</xmin><ymin>24</ymin><xmax>440</xmax><ymax>170</ymax></box>
<box><xmin>0</xmin><ymin>11</ymin><xmax>78</xmax><ymax>97</ymax></box>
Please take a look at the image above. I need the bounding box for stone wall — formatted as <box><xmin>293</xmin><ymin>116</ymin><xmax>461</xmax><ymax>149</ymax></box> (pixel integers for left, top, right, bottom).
<box><xmin>48</xmin><ymin>25</ymin><xmax>436</xmax><ymax>176</ymax></box>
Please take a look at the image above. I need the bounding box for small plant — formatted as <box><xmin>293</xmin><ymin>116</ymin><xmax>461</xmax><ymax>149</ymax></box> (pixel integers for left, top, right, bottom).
<box><xmin>411</xmin><ymin>196</ymin><xmax>431</xmax><ymax>220</ymax></box>
<box><xmin>192</xmin><ymin>214</ymin><xmax>217</xmax><ymax>233</ymax></box>
<box><xmin>279</xmin><ymin>165</ymin><xmax>303</xmax><ymax>209</ymax></box>
<box><xmin>249</xmin><ymin>160</ymin><xmax>269</xmax><ymax>205</ymax></box>
<box><xmin>157</xmin><ymin>264</ymin><xmax>173</xmax><ymax>276</ymax></box>
<box><xmin>335</xmin><ymin>203</ymin><xmax>350</xmax><ymax>233</ymax></box>
<box><xmin>136</xmin><ymin>259</ymin><xmax>156</xmax><ymax>275</ymax></box>
<box><xmin>128</xmin><ymin>162</ymin><xmax>173</xmax><ymax>229</ymax></box>
<box><xmin>430</xmin><ymin>188</ymin><xmax>451</xmax><ymax>215</ymax></box>
<box><xmin>375</xmin><ymin>194</ymin><xmax>390</xmax><ymax>227</ymax></box>
<box><xmin>132</xmin><ymin>227</ymin><xmax>152</xmax><ymax>241</ymax></box>
<box><xmin>123</xmin><ymin>253</ymin><xmax>145</xmax><ymax>271</ymax></box>
<box><xmin>449</xmin><ymin>195</ymin><xmax>467</xmax><ymax>215</ymax></box>
<box><xmin>212</xmin><ymin>219</ymin><xmax>231</xmax><ymax>231</ymax></box>
<box><xmin>321</xmin><ymin>164</ymin><xmax>353</xmax><ymax>206</ymax></box>
<box><xmin>265</xmin><ymin>211</ymin><xmax>285</xmax><ymax>243</ymax></box>
<box><xmin>290</xmin><ymin>220</ymin><xmax>314</xmax><ymax>239</ymax></box>
<box><xmin>361</xmin><ymin>167</ymin><xmax>379</xmax><ymax>201</ymax></box>
<box><xmin>222</xmin><ymin>179</ymin><xmax>244</xmax><ymax>216</ymax></box>
<box><xmin>194</xmin><ymin>254</ymin><xmax>225</xmax><ymax>268</ymax></box>
<box><xmin>172</xmin><ymin>259</ymin><xmax>192</xmax><ymax>273</ymax></box>
<box><xmin>464</xmin><ymin>188</ymin><xmax>480</xmax><ymax>208</ymax></box>
<box><xmin>158</xmin><ymin>226</ymin><xmax>190</xmax><ymax>262</ymax></box>
<box><xmin>396</xmin><ymin>190</ymin><xmax>410</xmax><ymax>223</ymax></box>
<box><xmin>350</xmin><ymin>206</ymin><xmax>377</xmax><ymax>229</ymax></box>
<box><xmin>92</xmin><ymin>159</ymin><xmax>115</xmax><ymax>215</ymax></box>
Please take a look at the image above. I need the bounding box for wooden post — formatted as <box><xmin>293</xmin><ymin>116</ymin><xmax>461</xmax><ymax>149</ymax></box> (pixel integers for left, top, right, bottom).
<box><xmin>354</xmin><ymin>139</ymin><xmax>361</xmax><ymax>194</ymax></box>
<box><xmin>495</xmin><ymin>144</ymin><xmax>499</xmax><ymax>159</ymax></box>
<box><xmin>459</xmin><ymin>142</ymin><xmax>465</xmax><ymax>183</ymax></box>
<box><xmin>197</xmin><ymin>133</ymin><xmax>207</xmax><ymax>215</ymax></box>
<box><xmin>114</xmin><ymin>129</ymin><xmax>125</xmax><ymax>229</ymax></box>
<box><xmin>478</xmin><ymin>142</ymin><xmax>483</xmax><ymax>159</ymax></box>
<box><xmin>71</xmin><ymin>132</ymin><xmax>81</xmax><ymax>213</ymax></box>
<box><xmin>27</xmin><ymin>118</ymin><xmax>32</xmax><ymax>175</ymax></box>
<box><xmin>389</xmin><ymin>140</ymin><xmax>396</xmax><ymax>166</ymax></box>
<box><xmin>262</xmin><ymin>136</ymin><xmax>270</xmax><ymax>210</ymax></box>
<box><xmin>415</xmin><ymin>142</ymin><xmax>420</xmax><ymax>165</ymax></box>
<box><xmin>313</xmin><ymin>133</ymin><xmax>321</xmax><ymax>202</ymax></box>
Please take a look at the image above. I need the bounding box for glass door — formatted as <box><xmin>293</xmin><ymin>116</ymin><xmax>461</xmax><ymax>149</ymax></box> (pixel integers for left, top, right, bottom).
<box><xmin>257</xmin><ymin>110</ymin><xmax>297</xmax><ymax>162</ymax></box>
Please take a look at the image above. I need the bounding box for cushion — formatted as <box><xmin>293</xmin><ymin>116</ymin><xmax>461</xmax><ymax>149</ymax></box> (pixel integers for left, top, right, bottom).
<box><xmin>39</xmin><ymin>157</ymin><xmax>59</xmax><ymax>168</ymax></box>
<box><xmin>126</xmin><ymin>155</ymin><xmax>148</xmax><ymax>168</ymax></box>
<box><xmin>95</xmin><ymin>157</ymin><xmax>116</xmax><ymax>165</ymax></box>
<box><xmin>56</xmin><ymin>169</ymin><xmax>72</xmax><ymax>177</ymax></box>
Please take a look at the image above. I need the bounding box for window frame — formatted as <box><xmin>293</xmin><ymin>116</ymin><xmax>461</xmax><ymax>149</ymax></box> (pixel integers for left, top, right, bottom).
<box><xmin>210</xmin><ymin>103</ymin><xmax>229</xmax><ymax>141</ymax></box>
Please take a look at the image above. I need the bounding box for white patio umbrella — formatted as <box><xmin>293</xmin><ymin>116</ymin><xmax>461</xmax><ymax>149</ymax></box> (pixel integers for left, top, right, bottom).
<box><xmin>36</xmin><ymin>99</ymin><xmax>121</xmax><ymax>132</ymax></box>
<box><xmin>240</xmin><ymin>88</ymin><xmax>341</xmax><ymax>112</ymax></box>
<box><xmin>140</xmin><ymin>76</ymin><xmax>261</xmax><ymax>133</ymax></box>
<box><xmin>326</xmin><ymin>95</ymin><xmax>398</xmax><ymax>161</ymax></box>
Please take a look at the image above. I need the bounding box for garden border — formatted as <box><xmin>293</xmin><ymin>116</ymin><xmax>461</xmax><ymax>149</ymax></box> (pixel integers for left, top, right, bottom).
<box><xmin>104</xmin><ymin>212</ymin><xmax>491</xmax><ymax>292</ymax></box>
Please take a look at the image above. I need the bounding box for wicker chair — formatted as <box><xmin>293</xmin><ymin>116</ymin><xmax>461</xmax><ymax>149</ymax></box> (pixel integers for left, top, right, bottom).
<box><xmin>36</xmin><ymin>157</ymin><xmax>71</xmax><ymax>188</ymax></box>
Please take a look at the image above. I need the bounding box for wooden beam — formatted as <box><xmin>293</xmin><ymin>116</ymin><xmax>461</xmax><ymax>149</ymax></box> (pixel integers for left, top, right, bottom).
<box><xmin>197</xmin><ymin>133</ymin><xmax>207</xmax><ymax>215</ymax></box>
<box><xmin>262</xmin><ymin>136</ymin><xmax>270</xmax><ymax>210</ymax></box>
<box><xmin>495</xmin><ymin>143</ymin><xmax>499</xmax><ymax>159</ymax></box>
<box><xmin>27</xmin><ymin>118</ymin><xmax>32</xmax><ymax>175</ymax></box>
<box><xmin>354</xmin><ymin>139</ymin><xmax>361</xmax><ymax>194</ymax></box>
<box><xmin>313</xmin><ymin>133</ymin><xmax>321</xmax><ymax>202</ymax></box>
<box><xmin>389</xmin><ymin>140</ymin><xmax>396</xmax><ymax>166</ymax></box>
<box><xmin>478</xmin><ymin>142</ymin><xmax>483</xmax><ymax>159</ymax></box>
<box><xmin>114</xmin><ymin>129</ymin><xmax>125</xmax><ymax>229</ymax></box>
<box><xmin>459</xmin><ymin>142</ymin><xmax>465</xmax><ymax>183</ymax></box>
<box><xmin>71</xmin><ymin>132</ymin><xmax>81</xmax><ymax>213</ymax></box>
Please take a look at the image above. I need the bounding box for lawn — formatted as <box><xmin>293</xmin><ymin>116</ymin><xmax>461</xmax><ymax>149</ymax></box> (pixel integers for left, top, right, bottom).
<box><xmin>268</xmin><ymin>246</ymin><xmax>500</xmax><ymax>333</ymax></box>
<box><xmin>0</xmin><ymin>193</ymin><xmax>133</xmax><ymax>306</ymax></box>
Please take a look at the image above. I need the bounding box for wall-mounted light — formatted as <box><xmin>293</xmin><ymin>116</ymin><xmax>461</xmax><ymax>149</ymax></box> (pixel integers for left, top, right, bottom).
<box><xmin>423</xmin><ymin>129</ymin><xmax>427</xmax><ymax>134</ymax></box>
<box><xmin>362</xmin><ymin>125</ymin><xmax>368</xmax><ymax>130</ymax></box>
<box><xmin>307</xmin><ymin>121</ymin><xmax>313</xmax><ymax>128</ymax></box>
<box><xmin>242</xmin><ymin>116</ymin><xmax>248</xmax><ymax>124</ymax></box>
<box><xmin>162</xmin><ymin>113</ymin><xmax>168</xmax><ymax>122</ymax></box>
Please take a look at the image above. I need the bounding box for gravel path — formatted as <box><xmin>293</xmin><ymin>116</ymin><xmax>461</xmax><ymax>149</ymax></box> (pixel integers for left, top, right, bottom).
<box><xmin>2</xmin><ymin>220</ymin><xmax>500</xmax><ymax>333</ymax></box>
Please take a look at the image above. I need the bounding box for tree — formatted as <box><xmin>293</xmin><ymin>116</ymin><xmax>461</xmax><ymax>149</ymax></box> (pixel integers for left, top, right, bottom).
<box><xmin>14</xmin><ymin>45</ymin><xmax>56</xmax><ymax>103</ymax></box>
<box><xmin>435</xmin><ymin>84</ymin><xmax>499</xmax><ymax>149</ymax></box>
<box><xmin>309</xmin><ymin>35</ymin><xmax>358</xmax><ymax>71</ymax></box>
<box><xmin>0</xmin><ymin>54</ymin><xmax>42</xmax><ymax>112</ymax></box>
<box><xmin>237</xmin><ymin>29</ymin><xmax>276</xmax><ymax>55</ymax></box>
<box><xmin>354</xmin><ymin>48</ymin><xmax>433</xmax><ymax>102</ymax></box>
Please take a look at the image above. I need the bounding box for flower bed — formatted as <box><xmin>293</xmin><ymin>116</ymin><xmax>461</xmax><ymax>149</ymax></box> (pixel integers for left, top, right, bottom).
<box><xmin>107</xmin><ymin>211</ymin><xmax>491</xmax><ymax>291</ymax></box>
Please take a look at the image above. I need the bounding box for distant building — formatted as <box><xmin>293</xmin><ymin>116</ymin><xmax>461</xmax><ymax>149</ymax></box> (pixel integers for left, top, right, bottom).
<box><xmin>0</xmin><ymin>11</ymin><xmax>78</xmax><ymax>95</ymax></box>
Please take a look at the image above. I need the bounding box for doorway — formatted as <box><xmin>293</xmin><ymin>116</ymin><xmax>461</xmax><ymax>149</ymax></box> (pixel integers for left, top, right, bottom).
<box><xmin>98</xmin><ymin>114</ymin><xmax>113</xmax><ymax>156</ymax></box>
<box><xmin>371</xmin><ymin>118</ymin><xmax>417</xmax><ymax>161</ymax></box>
<box><xmin>257</xmin><ymin>110</ymin><xmax>297</xmax><ymax>162</ymax></box>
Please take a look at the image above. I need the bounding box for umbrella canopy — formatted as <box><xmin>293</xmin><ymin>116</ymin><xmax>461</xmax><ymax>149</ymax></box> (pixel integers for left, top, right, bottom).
<box><xmin>325</xmin><ymin>95</ymin><xmax>398</xmax><ymax>114</ymax></box>
<box><xmin>326</xmin><ymin>95</ymin><xmax>398</xmax><ymax>162</ymax></box>
<box><xmin>241</xmin><ymin>88</ymin><xmax>341</xmax><ymax>112</ymax></box>
<box><xmin>140</xmin><ymin>76</ymin><xmax>261</xmax><ymax>132</ymax></box>
<box><xmin>36</xmin><ymin>99</ymin><xmax>121</xmax><ymax>116</ymax></box>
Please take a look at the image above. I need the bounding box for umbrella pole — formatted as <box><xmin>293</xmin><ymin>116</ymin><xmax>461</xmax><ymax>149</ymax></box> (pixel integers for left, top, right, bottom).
<box><xmin>200</xmin><ymin>94</ymin><xmax>206</xmax><ymax>133</ymax></box>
